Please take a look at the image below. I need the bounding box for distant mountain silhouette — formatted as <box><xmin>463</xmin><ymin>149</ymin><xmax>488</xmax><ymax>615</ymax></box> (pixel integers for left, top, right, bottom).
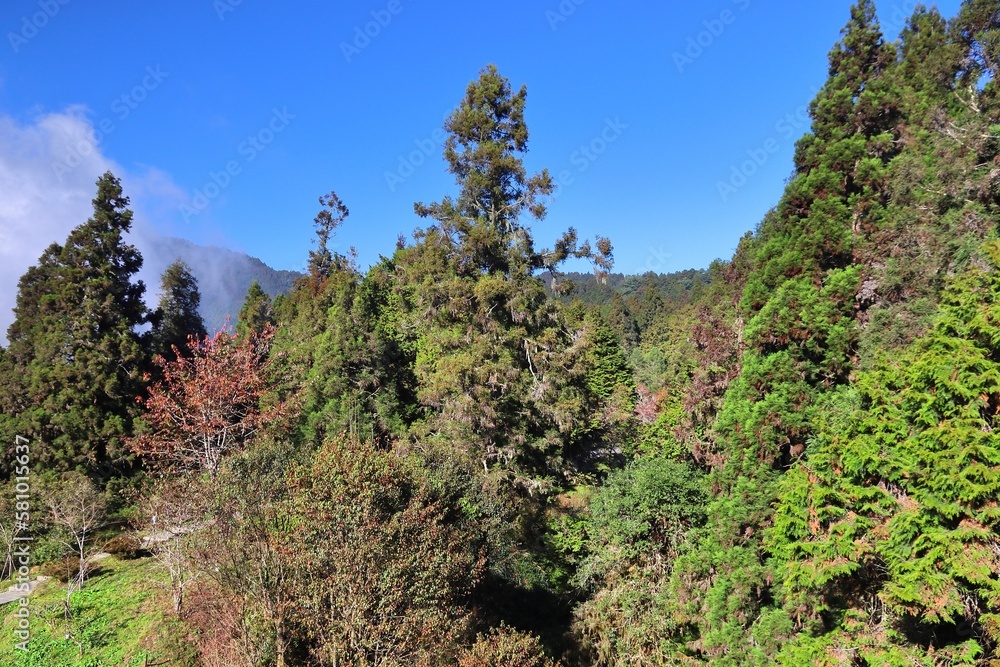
<box><xmin>139</xmin><ymin>236</ymin><xmax>301</xmax><ymax>331</ymax></box>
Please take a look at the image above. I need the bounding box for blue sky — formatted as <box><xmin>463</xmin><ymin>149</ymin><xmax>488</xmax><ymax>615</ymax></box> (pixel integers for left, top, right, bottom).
<box><xmin>0</xmin><ymin>0</ymin><xmax>964</xmax><ymax>285</ymax></box>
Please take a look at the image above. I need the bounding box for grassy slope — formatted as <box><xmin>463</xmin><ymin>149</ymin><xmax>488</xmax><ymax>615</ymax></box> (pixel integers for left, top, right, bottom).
<box><xmin>0</xmin><ymin>556</ymin><xmax>196</xmax><ymax>666</ymax></box>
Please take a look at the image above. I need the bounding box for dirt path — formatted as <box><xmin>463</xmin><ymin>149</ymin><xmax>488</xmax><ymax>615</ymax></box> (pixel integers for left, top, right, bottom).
<box><xmin>0</xmin><ymin>577</ymin><xmax>47</xmax><ymax>605</ymax></box>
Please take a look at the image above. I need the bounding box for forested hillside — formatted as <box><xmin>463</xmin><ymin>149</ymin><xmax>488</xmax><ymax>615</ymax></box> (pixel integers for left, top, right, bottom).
<box><xmin>2</xmin><ymin>1</ymin><xmax>1000</xmax><ymax>665</ymax></box>
<box><xmin>547</xmin><ymin>269</ymin><xmax>710</xmax><ymax>307</ymax></box>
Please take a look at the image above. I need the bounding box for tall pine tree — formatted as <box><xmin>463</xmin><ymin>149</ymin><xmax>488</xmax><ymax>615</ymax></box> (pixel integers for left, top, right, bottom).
<box><xmin>399</xmin><ymin>65</ymin><xmax>615</xmax><ymax>489</ymax></box>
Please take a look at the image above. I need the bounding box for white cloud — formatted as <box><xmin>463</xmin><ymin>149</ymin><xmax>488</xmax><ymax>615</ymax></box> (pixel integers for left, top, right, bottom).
<box><xmin>0</xmin><ymin>109</ymin><xmax>190</xmax><ymax>342</ymax></box>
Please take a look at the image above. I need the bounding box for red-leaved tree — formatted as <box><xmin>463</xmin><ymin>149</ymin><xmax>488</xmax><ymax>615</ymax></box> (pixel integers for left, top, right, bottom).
<box><xmin>129</xmin><ymin>327</ymin><xmax>275</xmax><ymax>476</ymax></box>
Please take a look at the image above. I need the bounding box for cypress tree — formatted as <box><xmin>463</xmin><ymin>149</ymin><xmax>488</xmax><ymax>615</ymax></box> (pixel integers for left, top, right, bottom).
<box><xmin>584</xmin><ymin>312</ymin><xmax>634</xmax><ymax>403</ymax></box>
<box><xmin>149</xmin><ymin>259</ymin><xmax>207</xmax><ymax>361</ymax></box>
<box><xmin>806</xmin><ymin>0</ymin><xmax>895</xmax><ymax>145</ymax></box>
<box><xmin>770</xmin><ymin>241</ymin><xmax>1000</xmax><ymax>663</ymax></box>
<box><xmin>664</xmin><ymin>4</ymin><xmax>902</xmax><ymax>662</ymax></box>
<box><xmin>236</xmin><ymin>280</ymin><xmax>274</xmax><ymax>339</ymax></box>
<box><xmin>0</xmin><ymin>172</ymin><xmax>148</xmax><ymax>479</ymax></box>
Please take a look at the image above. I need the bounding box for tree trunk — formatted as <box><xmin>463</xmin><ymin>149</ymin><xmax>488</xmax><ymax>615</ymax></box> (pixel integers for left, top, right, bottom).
<box><xmin>275</xmin><ymin>614</ymin><xmax>287</xmax><ymax>667</ymax></box>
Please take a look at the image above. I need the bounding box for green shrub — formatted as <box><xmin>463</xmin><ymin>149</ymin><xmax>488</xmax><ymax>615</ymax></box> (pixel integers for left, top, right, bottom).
<box><xmin>38</xmin><ymin>556</ymin><xmax>82</xmax><ymax>583</ymax></box>
<box><xmin>583</xmin><ymin>456</ymin><xmax>705</xmax><ymax>578</ymax></box>
<box><xmin>102</xmin><ymin>533</ymin><xmax>144</xmax><ymax>559</ymax></box>
<box><xmin>30</xmin><ymin>528</ymin><xmax>70</xmax><ymax>566</ymax></box>
<box><xmin>459</xmin><ymin>626</ymin><xmax>557</xmax><ymax>667</ymax></box>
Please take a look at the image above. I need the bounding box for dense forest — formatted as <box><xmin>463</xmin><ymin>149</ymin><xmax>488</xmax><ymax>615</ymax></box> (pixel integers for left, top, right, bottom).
<box><xmin>1</xmin><ymin>0</ymin><xmax>1000</xmax><ymax>664</ymax></box>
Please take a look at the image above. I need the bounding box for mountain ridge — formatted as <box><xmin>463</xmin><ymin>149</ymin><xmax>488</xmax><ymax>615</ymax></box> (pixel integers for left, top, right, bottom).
<box><xmin>137</xmin><ymin>235</ymin><xmax>302</xmax><ymax>331</ymax></box>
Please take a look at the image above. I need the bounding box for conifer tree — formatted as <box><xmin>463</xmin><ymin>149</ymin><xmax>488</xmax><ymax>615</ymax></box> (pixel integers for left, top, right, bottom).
<box><xmin>953</xmin><ymin>0</ymin><xmax>1000</xmax><ymax>119</ymax></box>
<box><xmin>630</xmin><ymin>280</ymin><xmax>666</xmax><ymax>334</ymax></box>
<box><xmin>414</xmin><ymin>63</ymin><xmax>553</xmax><ymax>246</ymax></box>
<box><xmin>399</xmin><ymin>65</ymin><xmax>615</xmax><ymax>488</ymax></box>
<box><xmin>269</xmin><ymin>190</ymin><xmax>370</xmax><ymax>449</ymax></box>
<box><xmin>236</xmin><ymin>280</ymin><xmax>274</xmax><ymax>339</ymax></box>
<box><xmin>583</xmin><ymin>313</ymin><xmax>634</xmax><ymax>404</ymax></box>
<box><xmin>894</xmin><ymin>6</ymin><xmax>962</xmax><ymax>118</ymax></box>
<box><xmin>603</xmin><ymin>292</ymin><xmax>639</xmax><ymax>350</ymax></box>
<box><xmin>0</xmin><ymin>172</ymin><xmax>148</xmax><ymax>479</ymax></box>
<box><xmin>663</xmin><ymin>4</ymin><xmax>901</xmax><ymax>662</ymax></box>
<box><xmin>806</xmin><ymin>0</ymin><xmax>895</xmax><ymax>144</ymax></box>
<box><xmin>149</xmin><ymin>259</ymin><xmax>207</xmax><ymax>362</ymax></box>
<box><xmin>769</xmin><ymin>241</ymin><xmax>1000</xmax><ymax>664</ymax></box>
<box><xmin>307</xmin><ymin>190</ymin><xmax>349</xmax><ymax>280</ymax></box>
<box><xmin>414</xmin><ymin>64</ymin><xmax>611</xmax><ymax>279</ymax></box>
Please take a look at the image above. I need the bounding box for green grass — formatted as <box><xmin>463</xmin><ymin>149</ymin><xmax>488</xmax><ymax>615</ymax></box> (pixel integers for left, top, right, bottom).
<box><xmin>0</xmin><ymin>555</ymin><xmax>197</xmax><ymax>667</ymax></box>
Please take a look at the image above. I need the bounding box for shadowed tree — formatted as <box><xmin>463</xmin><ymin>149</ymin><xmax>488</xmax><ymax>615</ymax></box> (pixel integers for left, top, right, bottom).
<box><xmin>149</xmin><ymin>259</ymin><xmax>207</xmax><ymax>362</ymax></box>
<box><xmin>286</xmin><ymin>438</ymin><xmax>487</xmax><ymax>666</ymax></box>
